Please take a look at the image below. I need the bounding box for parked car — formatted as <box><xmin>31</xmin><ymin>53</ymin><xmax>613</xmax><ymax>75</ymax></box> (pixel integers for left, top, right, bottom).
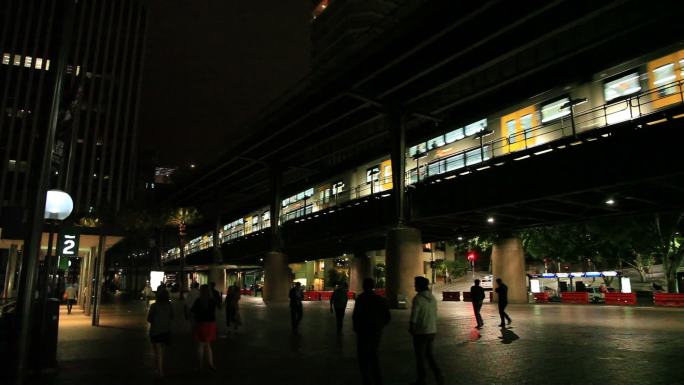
<box><xmin>481</xmin><ymin>276</ymin><xmax>493</xmax><ymax>290</ymax></box>
<box><xmin>586</xmin><ymin>286</ymin><xmax>605</xmax><ymax>303</ymax></box>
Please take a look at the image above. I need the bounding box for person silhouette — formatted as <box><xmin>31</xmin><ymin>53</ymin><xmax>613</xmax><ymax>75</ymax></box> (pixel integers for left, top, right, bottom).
<box><xmin>470</xmin><ymin>279</ymin><xmax>485</xmax><ymax>328</ymax></box>
<box><xmin>352</xmin><ymin>278</ymin><xmax>390</xmax><ymax>385</ymax></box>
<box><xmin>495</xmin><ymin>278</ymin><xmax>512</xmax><ymax>327</ymax></box>
<box><xmin>289</xmin><ymin>282</ymin><xmax>304</xmax><ymax>333</ymax></box>
<box><xmin>330</xmin><ymin>283</ymin><xmax>349</xmax><ymax>336</ymax></box>
<box><xmin>409</xmin><ymin>277</ymin><xmax>444</xmax><ymax>385</ymax></box>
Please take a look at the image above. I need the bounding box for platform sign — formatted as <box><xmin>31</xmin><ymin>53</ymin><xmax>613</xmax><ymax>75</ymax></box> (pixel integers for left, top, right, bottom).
<box><xmin>58</xmin><ymin>227</ymin><xmax>80</xmax><ymax>257</ymax></box>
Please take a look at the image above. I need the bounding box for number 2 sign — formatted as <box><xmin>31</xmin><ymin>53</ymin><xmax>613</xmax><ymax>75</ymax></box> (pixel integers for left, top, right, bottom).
<box><xmin>58</xmin><ymin>227</ymin><xmax>80</xmax><ymax>257</ymax></box>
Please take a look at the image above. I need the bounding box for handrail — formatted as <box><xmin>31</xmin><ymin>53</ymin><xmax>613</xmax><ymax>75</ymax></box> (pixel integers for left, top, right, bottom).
<box><xmin>169</xmin><ymin>79</ymin><xmax>684</xmax><ymax>262</ymax></box>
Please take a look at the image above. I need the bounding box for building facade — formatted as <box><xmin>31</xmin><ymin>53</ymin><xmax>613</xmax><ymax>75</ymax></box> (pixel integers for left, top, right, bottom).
<box><xmin>0</xmin><ymin>0</ymin><xmax>148</xmax><ymax>236</ymax></box>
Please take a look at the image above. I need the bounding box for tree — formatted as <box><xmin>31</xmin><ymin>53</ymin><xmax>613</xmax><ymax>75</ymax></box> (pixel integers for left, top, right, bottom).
<box><xmin>631</xmin><ymin>213</ymin><xmax>684</xmax><ymax>293</ymax></box>
<box><xmin>165</xmin><ymin>207</ymin><xmax>201</xmax><ymax>298</ymax></box>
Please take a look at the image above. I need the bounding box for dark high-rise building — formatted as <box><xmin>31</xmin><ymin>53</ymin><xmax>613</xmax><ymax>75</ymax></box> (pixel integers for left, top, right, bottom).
<box><xmin>0</xmin><ymin>0</ymin><xmax>148</xmax><ymax>234</ymax></box>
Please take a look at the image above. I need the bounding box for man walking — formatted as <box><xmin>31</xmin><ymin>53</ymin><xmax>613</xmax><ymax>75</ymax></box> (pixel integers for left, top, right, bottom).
<box><xmin>409</xmin><ymin>277</ymin><xmax>444</xmax><ymax>385</ymax></box>
<box><xmin>64</xmin><ymin>283</ymin><xmax>78</xmax><ymax>314</ymax></box>
<box><xmin>470</xmin><ymin>279</ymin><xmax>486</xmax><ymax>328</ymax></box>
<box><xmin>289</xmin><ymin>282</ymin><xmax>304</xmax><ymax>333</ymax></box>
<box><xmin>330</xmin><ymin>283</ymin><xmax>349</xmax><ymax>336</ymax></box>
<box><xmin>353</xmin><ymin>278</ymin><xmax>390</xmax><ymax>385</ymax></box>
<box><xmin>495</xmin><ymin>278</ymin><xmax>512</xmax><ymax>327</ymax></box>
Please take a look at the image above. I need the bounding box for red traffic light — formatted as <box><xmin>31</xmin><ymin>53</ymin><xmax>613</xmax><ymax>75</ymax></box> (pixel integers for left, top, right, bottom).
<box><xmin>467</xmin><ymin>251</ymin><xmax>476</xmax><ymax>262</ymax></box>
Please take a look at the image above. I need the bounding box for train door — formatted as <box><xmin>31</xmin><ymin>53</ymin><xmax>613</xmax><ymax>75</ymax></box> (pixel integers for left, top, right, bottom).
<box><xmin>500</xmin><ymin>105</ymin><xmax>538</xmax><ymax>153</ymax></box>
<box><xmin>647</xmin><ymin>49</ymin><xmax>684</xmax><ymax>110</ymax></box>
<box><xmin>380</xmin><ymin>159</ymin><xmax>393</xmax><ymax>191</ymax></box>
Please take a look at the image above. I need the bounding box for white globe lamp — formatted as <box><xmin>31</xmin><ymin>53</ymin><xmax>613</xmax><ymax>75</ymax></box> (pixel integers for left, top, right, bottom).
<box><xmin>44</xmin><ymin>189</ymin><xmax>74</xmax><ymax>220</ymax></box>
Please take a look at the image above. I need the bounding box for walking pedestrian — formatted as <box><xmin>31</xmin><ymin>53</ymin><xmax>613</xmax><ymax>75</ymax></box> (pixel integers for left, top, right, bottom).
<box><xmin>191</xmin><ymin>284</ymin><xmax>217</xmax><ymax>370</ymax></box>
<box><xmin>470</xmin><ymin>279</ymin><xmax>486</xmax><ymax>328</ymax></box>
<box><xmin>330</xmin><ymin>283</ymin><xmax>349</xmax><ymax>336</ymax></box>
<box><xmin>495</xmin><ymin>278</ymin><xmax>512</xmax><ymax>327</ymax></box>
<box><xmin>225</xmin><ymin>284</ymin><xmax>242</xmax><ymax>332</ymax></box>
<box><xmin>64</xmin><ymin>283</ymin><xmax>78</xmax><ymax>315</ymax></box>
<box><xmin>142</xmin><ymin>282</ymin><xmax>154</xmax><ymax>309</ymax></box>
<box><xmin>289</xmin><ymin>282</ymin><xmax>304</xmax><ymax>333</ymax></box>
<box><xmin>210</xmin><ymin>282</ymin><xmax>222</xmax><ymax>310</ymax></box>
<box><xmin>184</xmin><ymin>281</ymin><xmax>200</xmax><ymax>320</ymax></box>
<box><xmin>352</xmin><ymin>278</ymin><xmax>390</xmax><ymax>385</ymax></box>
<box><xmin>409</xmin><ymin>277</ymin><xmax>444</xmax><ymax>385</ymax></box>
<box><xmin>147</xmin><ymin>289</ymin><xmax>174</xmax><ymax>377</ymax></box>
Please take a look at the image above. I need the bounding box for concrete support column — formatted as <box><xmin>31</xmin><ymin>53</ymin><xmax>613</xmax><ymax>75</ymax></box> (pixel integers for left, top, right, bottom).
<box><xmin>3</xmin><ymin>244</ymin><xmax>19</xmax><ymax>298</ymax></box>
<box><xmin>350</xmin><ymin>252</ymin><xmax>372</xmax><ymax>294</ymax></box>
<box><xmin>491</xmin><ymin>237</ymin><xmax>527</xmax><ymax>304</ymax></box>
<box><xmin>209</xmin><ymin>267</ymin><xmax>226</xmax><ymax>294</ymax></box>
<box><xmin>385</xmin><ymin>227</ymin><xmax>423</xmax><ymax>308</ymax></box>
<box><xmin>262</xmin><ymin>251</ymin><xmax>290</xmax><ymax>303</ymax></box>
<box><xmin>84</xmin><ymin>247</ymin><xmax>96</xmax><ymax>316</ymax></box>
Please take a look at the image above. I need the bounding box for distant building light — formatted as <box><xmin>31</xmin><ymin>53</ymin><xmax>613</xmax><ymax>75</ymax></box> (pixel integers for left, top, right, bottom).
<box><xmin>605</xmin><ymin>199</ymin><xmax>615</xmax><ymax>205</ymax></box>
<box><xmin>487</xmin><ymin>217</ymin><xmax>495</xmax><ymax>224</ymax></box>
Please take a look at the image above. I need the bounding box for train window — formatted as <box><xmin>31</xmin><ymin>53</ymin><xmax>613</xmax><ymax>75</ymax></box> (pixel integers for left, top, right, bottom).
<box><xmin>521</xmin><ymin>114</ymin><xmax>533</xmax><ymax>139</ymax></box>
<box><xmin>604</xmin><ymin>72</ymin><xmax>641</xmax><ymax>102</ymax></box>
<box><xmin>305</xmin><ymin>188</ymin><xmax>314</xmax><ymax>197</ymax></box>
<box><xmin>332</xmin><ymin>181</ymin><xmax>344</xmax><ymax>194</ymax></box>
<box><xmin>680</xmin><ymin>59</ymin><xmax>684</xmax><ymax>77</ymax></box>
<box><xmin>409</xmin><ymin>142</ymin><xmax>428</xmax><ymax>158</ymax></box>
<box><xmin>445</xmin><ymin>153</ymin><xmax>465</xmax><ymax>172</ymax></box>
<box><xmin>427</xmin><ymin>135</ymin><xmax>445</xmax><ymax>150</ymax></box>
<box><xmin>366</xmin><ymin>166</ymin><xmax>380</xmax><ymax>182</ymax></box>
<box><xmin>506</xmin><ymin>120</ymin><xmax>516</xmax><ymax>143</ymax></box>
<box><xmin>262</xmin><ymin>211</ymin><xmax>270</xmax><ymax>222</ymax></box>
<box><xmin>445</xmin><ymin>127</ymin><xmax>464</xmax><ymax>143</ymax></box>
<box><xmin>427</xmin><ymin>161</ymin><xmax>441</xmax><ymax>176</ymax></box>
<box><xmin>653</xmin><ymin>63</ymin><xmax>676</xmax><ymax>96</ymax></box>
<box><xmin>465</xmin><ymin>119</ymin><xmax>487</xmax><ymax>136</ymax></box>
<box><xmin>252</xmin><ymin>216</ymin><xmax>259</xmax><ymax>225</ymax></box>
<box><xmin>541</xmin><ymin>97</ymin><xmax>570</xmax><ymax>123</ymax></box>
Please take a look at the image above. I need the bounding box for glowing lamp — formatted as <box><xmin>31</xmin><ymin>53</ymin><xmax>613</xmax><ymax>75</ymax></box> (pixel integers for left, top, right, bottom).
<box><xmin>44</xmin><ymin>189</ymin><xmax>73</xmax><ymax>220</ymax></box>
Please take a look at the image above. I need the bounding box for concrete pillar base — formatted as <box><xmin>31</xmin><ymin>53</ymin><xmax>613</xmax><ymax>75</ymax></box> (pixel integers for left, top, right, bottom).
<box><xmin>491</xmin><ymin>237</ymin><xmax>527</xmax><ymax>304</ymax></box>
<box><xmin>209</xmin><ymin>267</ymin><xmax>226</xmax><ymax>294</ymax></box>
<box><xmin>350</xmin><ymin>252</ymin><xmax>372</xmax><ymax>294</ymax></box>
<box><xmin>262</xmin><ymin>251</ymin><xmax>291</xmax><ymax>303</ymax></box>
<box><xmin>385</xmin><ymin>227</ymin><xmax>423</xmax><ymax>309</ymax></box>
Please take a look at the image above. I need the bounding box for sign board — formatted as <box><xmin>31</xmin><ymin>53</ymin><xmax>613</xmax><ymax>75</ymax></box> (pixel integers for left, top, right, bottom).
<box><xmin>58</xmin><ymin>227</ymin><xmax>80</xmax><ymax>257</ymax></box>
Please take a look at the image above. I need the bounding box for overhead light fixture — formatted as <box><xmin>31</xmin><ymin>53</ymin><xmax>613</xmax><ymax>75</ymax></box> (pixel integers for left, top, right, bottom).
<box><xmin>487</xmin><ymin>217</ymin><xmax>495</xmax><ymax>224</ymax></box>
<box><xmin>605</xmin><ymin>199</ymin><xmax>615</xmax><ymax>205</ymax></box>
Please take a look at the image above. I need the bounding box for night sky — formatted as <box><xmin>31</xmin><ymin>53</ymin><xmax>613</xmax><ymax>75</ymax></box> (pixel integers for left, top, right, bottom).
<box><xmin>138</xmin><ymin>0</ymin><xmax>312</xmax><ymax>170</ymax></box>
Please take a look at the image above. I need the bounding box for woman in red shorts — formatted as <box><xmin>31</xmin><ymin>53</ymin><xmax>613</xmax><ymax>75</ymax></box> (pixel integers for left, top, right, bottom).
<box><xmin>191</xmin><ymin>284</ymin><xmax>217</xmax><ymax>370</ymax></box>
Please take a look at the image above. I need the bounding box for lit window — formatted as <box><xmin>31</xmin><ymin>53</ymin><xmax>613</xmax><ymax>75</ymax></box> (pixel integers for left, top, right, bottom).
<box><xmin>506</xmin><ymin>120</ymin><xmax>516</xmax><ymax>143</ymax></box>
<box><xmin>13</xmin><ymin>54</ymin><xmax>21</xmax><ymax>66</ymax></box>
<box><xmin>604</xmin><ymin>72</ymin><xmax>641</xmax><ymax>102</ymax></box>
<box><xmin>541</xmin><ymin>98</ymin><xmax>570</xmax><ymax>123</ymax></box>
<box><xmin>34</xmin><ymin>57</ymin><xmax>42</xmax><ymax>69</ymax></box>
<box><xmin>521</xmin><ymin>114</ymin><xmax>533</xmax><ymax>139</ymax></box>
<box><xmin>332</xmin><ymin>181</ymin><xmax>344</xmax><ymax>194</ymax></box>
<box><xmin>24</xmin><ymin>56</ymin><xmax>32</xmax><ymax>67</ymax></box>
<box><xmin>464</xmin><ymin>119</ymin><xmax>487</xmax><ymax>136</ymax></box>
<box><xmin>445</xmin><ymin>154</ymin><xmax>465</xmax><ymax>172</ymax></box>
<box><xmin>408</xmin><ymin>142</ymin><xmax>427</xmax><ymax>158</ymax></box>
<box><xmin>680</xmin><ymin>59</ymin><xmax>684</xmax><ymax>77</ymax></box>
<box><xmin>366</xmin><ymin>166</ymin><xmax>380</xmax><ymax>183</ymax></box>
<box><xmin>426</xmin><ymin>135</ymin><xmax>445</xmax><ymax>150</ymax></box>
<box><xmin>444</xmin><ymin>128</ymin><xmax>464</xmax><ymax>143</ymax></box>
<box><xmin>653</xmin><ymin>63</ymin><xmax>676</xmax><ymax>97</ymax></box>
<box><xmin>305</xmin><ymin>187</ymin><xmax>314</xmax><ymax>198</ymax></box>
<box><xmin>2</xmin><ymin>53</ymin><xmax>9</xmax><ymax>65</ymax></box>
<box><xmin>76</xmin><ymin>65</ymin><xmax>81</xmax><ymax>76</ymax></box>
<box><xmin>45</xmin><ymin>60</ymin><xmax>50</xmax><ymax>70</ymax></box>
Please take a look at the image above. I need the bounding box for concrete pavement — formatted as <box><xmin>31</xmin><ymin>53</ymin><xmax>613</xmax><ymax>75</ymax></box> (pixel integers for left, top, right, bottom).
<box><xmin>22</xmin><ymin>293</ymin><xmax>684</xmax><ymax>385</ymax></box>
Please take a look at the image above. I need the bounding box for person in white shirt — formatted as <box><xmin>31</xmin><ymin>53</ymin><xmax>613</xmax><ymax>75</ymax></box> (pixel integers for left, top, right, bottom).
<box><xmin>64</xmin><ymin>284</ymin><xmax>78</xmax><ymax>314</ymax></box>
<box><xmin>409</xmin><ymin>276</ymin><xmax>444</xmax><ymax>385</ymax></box>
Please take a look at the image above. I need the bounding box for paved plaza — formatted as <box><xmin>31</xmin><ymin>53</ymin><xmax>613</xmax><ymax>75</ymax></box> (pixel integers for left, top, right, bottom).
<box><xmin>25</xmin><ymin>294</ymin><xmax>684</xmax><ymax>385</ymax></box>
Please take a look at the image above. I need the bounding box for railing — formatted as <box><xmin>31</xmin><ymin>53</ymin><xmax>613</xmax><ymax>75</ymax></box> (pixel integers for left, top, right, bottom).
<box><xmin>173</xmin><ymin>80</ymin><xmax>684</xmax><ymax>261</ymax></box>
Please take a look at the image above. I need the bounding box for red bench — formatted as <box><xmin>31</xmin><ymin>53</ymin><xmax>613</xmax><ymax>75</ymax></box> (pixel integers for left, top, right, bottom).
<box><xmin>347</xmin><ymin>291</ymin><xmax>356</xmax><ymax>300</ymax></box>
<box><xmin>654</xmin><ymin>293</ymin><xmax>684</xmax><ymax>306</ymax></box>
<box><xmin>319</xmin><ymin>291</ymin><xmax>333</xmax><ymax>301</ymax></box>
<box><xmin>605</xmin><ymin>292</ymin><xmax>636</xmax><ymax>305</ymax></box>
<box><xmin>561</xmin><ymin>292</ymin><xmax>588</xmax><ymax>304</ymax></box>
<box><xmin>303</xmin><ymin>291</ymin><xmax>320</xmax><ymax>301</ymax></box>
<box><xmin>375</xmin><ymin>289</ymin><xmax>386</xmax><ymax>297</ymax></box>
<box><xmin>442</xmin><ymin>291</ymin><xmax>460</xmax><ymax>301</ymax></box>
<box><xmin>533</xmin><ymin>292</ymin><xmax>549</xmax><ymax>303</ymax></box>
<box><xmin>239</xmin><ymin>289</ymin><xmax>253</xmax><ymax>296</ymax></box>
